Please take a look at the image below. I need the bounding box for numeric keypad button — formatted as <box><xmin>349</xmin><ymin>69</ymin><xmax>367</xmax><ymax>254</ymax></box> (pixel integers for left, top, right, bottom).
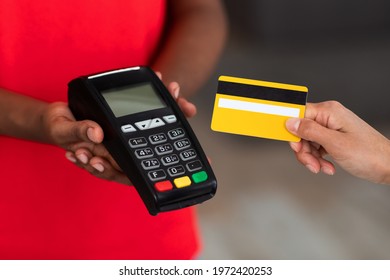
<box><xmin>149</xmin><ymin>133</ymin><xmax>167</xmax><ymax>144</ymax></box>
<box><xmin>135</xmin><ymin>148</ymin><xmax>154</xmax><ymax>159</ymax></box>
<box><xmin>168</xmin><ymin>128</ymin><xmax>185</xmax><ymax>140</ymax></box>
<box><xmin>174</xmin><ymin>138</ymin><xmax>191</xmax><ymax>151</ymax></box>
<box><xmin>141</xmin><ymin>158</ymin><xmax>160</xmax><ymax>170</ymax></box>
<box><xmin>161</xmin><ymin>154</ymin><xmax>180</xmax><ymax>166</ymax></box>
<box><xmin>167</xmin><ymin>165</ymin><xmax>185</xmax><ymax>177</ymax></box>
<box><xmin>148</xmin><ymin>169</ymin><xmax>166</xmax><ymax>181</ymax></box>
<box><xmin>179</xmin><ymin>149</ymin><xmax>197</xmax><ymax>161</ymax></box>
<box><xmin>186</xmin><ymin>160</ymin><xmax>202</xmax><ymax>171</ymax></box>
<box><xmin>155</xmin><ymin>143</ymin><xmax>173</xmax><ymax>155</ymax></box>
<box><xmin>129</xmin><ymin>137</ymin><xmax>147</xmax><ymax>148</ymax></box>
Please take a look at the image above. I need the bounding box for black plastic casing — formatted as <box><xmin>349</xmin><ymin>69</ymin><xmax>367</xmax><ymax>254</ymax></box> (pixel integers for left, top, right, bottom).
<box><xmin>67</xmin><ymin>66</ymin><xmax>217</xmax><ymax>215</ymax></box>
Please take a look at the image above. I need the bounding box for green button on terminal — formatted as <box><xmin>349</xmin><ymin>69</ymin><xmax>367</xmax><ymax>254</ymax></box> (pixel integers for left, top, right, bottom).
<box><xmin>192</xmin><ymin>171</ymin><xmax>208</xmax><ymax>183</ymax></box>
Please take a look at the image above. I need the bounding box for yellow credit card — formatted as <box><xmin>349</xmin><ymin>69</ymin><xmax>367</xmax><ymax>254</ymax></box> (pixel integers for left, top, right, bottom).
<box><xmin>211</xmin><ymin>75</ymin><xmax>308</xmax><ymax>142</ymax></box>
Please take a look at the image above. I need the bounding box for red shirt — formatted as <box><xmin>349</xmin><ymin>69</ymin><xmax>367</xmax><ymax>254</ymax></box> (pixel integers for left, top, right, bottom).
<box><xmin>0</xmin><ymin>0</ymin><xmax>201</xmax><ymax>259</ymax></box>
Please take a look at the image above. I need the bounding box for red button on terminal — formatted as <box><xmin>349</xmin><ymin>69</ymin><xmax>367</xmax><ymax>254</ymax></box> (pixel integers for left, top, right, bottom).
<box><xmin>154</xmin><ymin>180</ymin><xmax>173</xmax><ymax>192</ymax></box>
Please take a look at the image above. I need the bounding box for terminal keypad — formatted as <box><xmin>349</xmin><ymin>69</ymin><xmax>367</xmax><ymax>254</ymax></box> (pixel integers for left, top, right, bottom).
<box><xmin>127</xmin><ymin>125</ymin><xmax>208</xmax><ymax>192</ymax></box>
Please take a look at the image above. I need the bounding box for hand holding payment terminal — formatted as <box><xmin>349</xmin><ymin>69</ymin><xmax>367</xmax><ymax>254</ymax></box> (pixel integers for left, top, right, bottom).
<box><xmin>68</xmin><ymin>66</ymin><xmax>217</xmax><ymax>215</ymax></box>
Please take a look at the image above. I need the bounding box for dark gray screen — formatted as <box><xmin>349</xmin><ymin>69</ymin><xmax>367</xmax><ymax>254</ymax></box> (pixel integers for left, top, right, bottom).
<box><xmin>102</xmin><ymin>83</ymin><xmax>165</xmax><ymax>117</ymax></box>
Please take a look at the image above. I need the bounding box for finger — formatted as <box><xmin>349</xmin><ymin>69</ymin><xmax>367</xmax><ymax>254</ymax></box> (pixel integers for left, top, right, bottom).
<box><xmin>70</xmin><ymin>144</ymin><xmax>116</xmax><ymax>173</ymax></box>
<box><xmin>302</xmin><ymin>102</ymin><xmax>319</xmax><ymax>120</ymax></box>
<box><xmin>89</xmin><ymin>156</ymin><xmax>131</xmax><ymax>185</ymax></box>
<box><xmin>286</xmin><ymin>117</ymin><xmax>337</xmax><ymax>146</ymax></box>
<box><xmin>308</xmin><ymin>142</ymin><xmax>335</xmax><ymax>172</ymax></box>
<box><xmin>74</xmin><ymin>148</ymin><xmax>92</xmax><ymax>165</ymax></box>
<box><xmin>289</xmin><ymin>141</ymin><xmax>302</xmax><ymax>153</ymax></box>
<box><xmin>318</xmin><ymin>158</ymin><xmax>336</xmax><ymax>175</ymax></box>
<box><xmin>177</xmin><ymin>97</ymin><xmax>197</xmax><ymax>118</ymax></box>
<box><xmin>65</xmin><ymin>152</ymin><xmax>91</xmax><ymax>171</ymax></box>
<box><xmin>54</xmin><ymin>118</ymin><xmax>104</xmax><ymax>147</ymax></box>
<box><xmin>155</xmin><ymin>71</ymin><xmax>162</xmax><ymax>80</ymax></box>
<box><xmin>88</xmin><ymin>144</ymin><xmax>122</xmax><ymax>171</ymax></box>
<box><xmin>65</xmin><ymin>151</ymin><xmax>77</xmax><ymax>163</ymax></box>
<box><xmin>167</xmin><ymin>81</ymin><xmax>180</xmax><ymax>99</ymax></box>
<box><xmin>295</xmin><ymin>140</ymin><xmax>336</xmax><ymax>175</ymax></box>
<box><xmin>305</xmin><ymin>101</ymin><xmax>347</xmax><ymax>130</ymax></box>
<box><xmin>166</xmin><ymin>81</ymin><xmax>197</xmax><ymax>117</ymax></box>
<box><xmin>310</xmin><ymin>145</ymin><xmax>335</xmax><ymax>175</ymax></box>
<box><xmin>294</xmin><ymin>140</ymin><xmax>321</xmax><ymax>173</ymax></box>
<box><xmin>66</xmin><ymin>153</ymin><xmax>131</xmax><ymax>186</ymax></box>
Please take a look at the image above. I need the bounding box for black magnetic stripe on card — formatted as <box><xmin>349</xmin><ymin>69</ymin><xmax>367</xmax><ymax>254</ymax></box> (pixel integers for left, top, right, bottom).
<box><xmin>217</xmin><ymin>81</ymin><xmax>307</xmax><ymax>105</ymax></box>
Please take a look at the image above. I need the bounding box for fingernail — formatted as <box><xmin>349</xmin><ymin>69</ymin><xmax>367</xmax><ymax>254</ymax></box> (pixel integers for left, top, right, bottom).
<box><xmin>289</xmin><ymin>142</ymin><xmax>300</xmax><ymax>153</ymax></box>
<box><xmin>92</xmin><ymin>163</ymin><xmax>104</xmax><ymax>173</ymax></box>
<box><xmin>322</xmin><ymin>166</ymin><xmax>335</xmax><ymax>176</ymax></box>
<box><xmin>76</xmin><ymin>153</ymin><xmax>89</xmax><ymax>164</ymax></box>
<box><xmin>286</xmin><ymin>118</ymin><xmax>301</xmax><ymax>133</ymax></box>
<box><xmin>87</xmin><ymin>127</ymin><xmax>97</xmax><ymax>143</ymax></box>
<box><xmin>65</xmin><ymin>152</ymin><xmax>77</xmax><ymax>163</ymax></box>
<box><xmin>173</xmin><ymin>86</ymin><xmax>180</xmax><ymax>99</ymax></box>
<box><xmin>306</xmin><ymin>164</ymin><xmax>319</xmax><ymax>174</ymax></box>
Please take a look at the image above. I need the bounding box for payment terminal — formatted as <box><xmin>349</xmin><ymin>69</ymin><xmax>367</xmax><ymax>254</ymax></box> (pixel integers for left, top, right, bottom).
<box><xmin>68</xmin><ymin>66</ymin><xmax>217</xmax><ymax>215</ymax></box>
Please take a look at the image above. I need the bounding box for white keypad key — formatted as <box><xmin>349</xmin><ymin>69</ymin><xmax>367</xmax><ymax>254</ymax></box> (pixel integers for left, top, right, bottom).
<box><xmin>135</xmin><ymin>119</ymin><xmax>152</xmax><ymax>130</ymax></box>
<box><xmin>121</xmin><ymin>124</ymin><xmax>137</xmax><ymax>133</ymax></box>
<box><xmin>163</xmin><ymin>115</ymin><xmax>177</xmax><ymax>123</ymax></box>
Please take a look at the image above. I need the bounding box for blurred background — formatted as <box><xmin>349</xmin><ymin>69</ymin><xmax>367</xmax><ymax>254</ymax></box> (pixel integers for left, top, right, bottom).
<box><xmin>190</xmin><ymin>0</ymin><xmax>390</xmax><ymax>259</ymax></box>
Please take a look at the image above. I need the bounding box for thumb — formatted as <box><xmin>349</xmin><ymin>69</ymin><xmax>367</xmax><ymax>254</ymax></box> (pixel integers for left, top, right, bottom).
<box><xmin>54</xmin><ymin>118</ymin><xmax>103</xmax><ymax>145</ymax></box>
<box><xmin>286</xmin><ymin>117</ymin><xmax>335</xmax><ymax>144</ymax></box>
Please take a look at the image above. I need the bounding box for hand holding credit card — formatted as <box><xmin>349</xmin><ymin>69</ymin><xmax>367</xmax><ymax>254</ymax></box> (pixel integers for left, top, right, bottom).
<box><xmin>211</xmin><ymin>75</ymin><xmax>308</xmax><ymax>142</ymax></box>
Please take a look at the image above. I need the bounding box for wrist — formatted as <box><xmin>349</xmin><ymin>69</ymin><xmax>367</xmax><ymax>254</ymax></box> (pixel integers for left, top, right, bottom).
<box><xmin>17</xmin><ymin>99</ymin><xmax>49</xmax><ymax>143</ymax></box>
<box><xmin>37</xmin><ymin>101</ymin><xmax>57</xmax><ymax>144</ymax></box>
<box><xmin>40</xmin><ymin>102</ymin><xmax>70</xmax><ymax>145</ymax></box>
<box><xmin>384</xmin><ymin>145</ymin><xmax>390</xmax><ymax>185</ymax></box>
<box><xmin>378</xmin><ymin>138</ymin><xmax>390</xmax><ymax>185</ymax></box>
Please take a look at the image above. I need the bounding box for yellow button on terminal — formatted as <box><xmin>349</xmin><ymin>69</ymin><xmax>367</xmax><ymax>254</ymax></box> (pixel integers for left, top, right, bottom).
<box><xmin>174</xmin><ymin>176</ymin><xmax>191</xmax><ymax>188</ymax></box>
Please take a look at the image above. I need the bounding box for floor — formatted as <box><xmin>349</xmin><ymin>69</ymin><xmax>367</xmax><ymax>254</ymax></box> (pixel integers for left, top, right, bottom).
<box><xmin>190</xmin><ymin>35</ymin><xmax>390</xmax><ymax>259</ymax></box>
